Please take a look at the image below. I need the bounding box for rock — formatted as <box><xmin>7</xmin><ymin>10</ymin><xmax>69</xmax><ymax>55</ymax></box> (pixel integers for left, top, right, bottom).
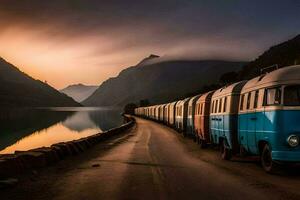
<box><xmin>87</xmin><ymin>137</ymin><xmax>97</xmax><ymax>145</ymax></box>
<box><xmin>77</xmin><ymin>139</ymin><xmax>91</xmax><ymax>149</ymax></box>
<box><xmin>73</xmin><ymin>140</ymin><xmax>85</xmax><ymax>152</ymax></box>
<box><xmin>84</xmin><ymin>139</ymin><xmax>92</xmax><ymax>148</ymax></box>
<box><xmin>16</xmin><ymin>151</ymin><xmax>47</xmax><ymax>168</ymax></box>
<box><xmin>0</xmin><ymin>156</ymin><xmax>24</xmax><ymax>178</ymax></box>
<box><xmin>31</xmin><ymin>170</ymin><xmax>38</xmax><ymax>175</ymax></box>
<box><xmin>66</xmin><ymin>142</ymin><xmax>80</xmax><ymax>155</ymax></box>
<box><xmin>31</xmin><ymin>147</ymin><xmax>60</xmax><ymax>164</ymax></box>
<box><xmin>52</xmin><ymin>143</ymin><xmax>72</xmax><ymax>157</ymax></box>
<box><xmin>50</xmin><ymin>145</ymin><xmax>65</xmax><ymax>159</ymax></box>
<box><xmin>75</xmin><ymin>140</ymin><xmax>89</xmax><ymax>150</ymax></box>
<box><xmin>0</xmin><ymin>178</ymin><xmax>18</xmax><ymax>189</ymax></box>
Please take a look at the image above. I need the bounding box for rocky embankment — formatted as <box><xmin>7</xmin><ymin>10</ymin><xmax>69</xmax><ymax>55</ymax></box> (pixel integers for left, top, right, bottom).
<box><xmin>0</xmin><ymin>116</ymin><xmax>135</xmax><ymax>180</ymax></box>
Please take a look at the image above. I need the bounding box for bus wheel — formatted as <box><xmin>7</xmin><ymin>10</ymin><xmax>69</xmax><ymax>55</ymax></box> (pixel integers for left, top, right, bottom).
<box><xmin>261</xmin><ymin>144</ymin><xmax>280</xmax><ymax>173</ymax></box>
<box><xmin>220</xmin><ymin>140</ymin><xmax>232</xmax><ymax>160</ymax></box>
<box><xmin>239</xmin><ymin>146</ymin><xmax>247</xmax><ymax>157</ymax></box>
<box><xmin>200</xmin><ymin>140</ymin><xmax>207</xmax><ymax>149</ymax></box>
<box><xmin>193</xmin><ymin>136</ymin><xmax>197</xmax><ymax>142</ymax></box>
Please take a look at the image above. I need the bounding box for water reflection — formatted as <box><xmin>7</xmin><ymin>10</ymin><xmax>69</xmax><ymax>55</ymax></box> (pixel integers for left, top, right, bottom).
<box><xmin>63</xmin><ymin>111</ymin><xmax>99</xmax><ymax>132</ymax></box>
<box><xmin>0</xmin><ymin>107</ymin><xmax>123</xmax><ymax>154</ymax></box>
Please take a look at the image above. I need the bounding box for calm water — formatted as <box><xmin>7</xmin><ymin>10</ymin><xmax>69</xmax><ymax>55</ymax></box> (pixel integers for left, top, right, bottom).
<box><xmin>0</xmin><ymin>107</ymin><xmax>123</xmax><ymax>154</ymax></box>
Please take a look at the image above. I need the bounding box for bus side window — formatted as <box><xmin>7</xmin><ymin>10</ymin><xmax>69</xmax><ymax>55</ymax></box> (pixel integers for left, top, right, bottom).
<box><xmin>199</xmin><ymin>103</ymin><xmax>202</xmax><ymax>115</ymax></box>
<box><xmin>264</xmin><ymin>87</ymin><xmax>282</xmax><ymax>106</ymax></box>
<box><xmin>223</xmin><ymin>97</ymin><xmax>227</xmax><ymax>112</ymax></box>
<box><xmin>246</xmin><ymin>92</ymin><xmax>251</xmax><ymax>110</ymax></box>
<box><xmin>180</xmin><ymin>106</ymin><xmax>182</xmax><ymax>117</ymax></box>
<box><xmin>200</xmin><ymin>103</ymin><xmax>203</xmax><ymax>115</ymax></box>
<box><xmin>240</xmin><ymin>94</ymin><xmax>245</xmax><ymax>111</ymax></box>
<box><xmin>219</xmin><ymin>98</ymin><xmax>222</xmax><ymax>113</ymax></box>
<box><xmin>253</xmin><ymin>90</ymin><xmax>259</xmax><ymax>109</ymax></box>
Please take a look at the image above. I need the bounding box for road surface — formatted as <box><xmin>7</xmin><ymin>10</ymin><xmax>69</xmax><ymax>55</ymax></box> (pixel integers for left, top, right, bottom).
<box><xmin>1</xmin><ymin>117</ymin><xmax>300</xmax><ymax>200</ymax></box>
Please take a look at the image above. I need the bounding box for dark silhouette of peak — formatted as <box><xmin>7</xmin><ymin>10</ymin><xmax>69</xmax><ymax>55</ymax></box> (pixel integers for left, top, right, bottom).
<box><xmin>148</xmin><ymin>54</ymin><xmax>160</xmax><ymax>59</ymax></box>
<box><xmin>239</xmin><ymin>34</ymin><xmax>300</xmax><ymax>79</ymax></box>
<box><xmin>136</xmin><ymin>54</ymin><xmax>160</xmax><ymax>66</ymax></box>
<box><xmin>60</xmin><ymin>84</ymin><xmax>98</xmax><ymax>103</ymax></box>
<box><xmin>83</xmin><ymin>59</ymin><xmax>246</xmax><ymax>107</ymax></box>
<box><xmin>0</xmin><ymin>58</ymin><xmax>80</xmax><ymax>107</ymax></box>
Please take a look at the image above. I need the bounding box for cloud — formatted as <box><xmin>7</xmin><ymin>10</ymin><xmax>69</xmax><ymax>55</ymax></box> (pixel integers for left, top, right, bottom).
<box><xmin>0</xmin><ymin>0</ymin><xmax>299</xmax><ymax>88</ymax></box>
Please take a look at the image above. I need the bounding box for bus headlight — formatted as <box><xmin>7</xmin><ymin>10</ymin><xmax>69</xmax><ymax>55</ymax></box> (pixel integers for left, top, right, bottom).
<box><xmin>287</xmin><ymin>135</ymin><xmax>299</xmax><ymax>147</ymax></box>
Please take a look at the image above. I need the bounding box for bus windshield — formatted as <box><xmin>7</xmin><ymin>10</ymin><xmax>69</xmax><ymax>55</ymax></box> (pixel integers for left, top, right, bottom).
<box><xmin>284</xmin><ymin>85</ymin><xmax>300</xmax><ymax>106</ymax></box>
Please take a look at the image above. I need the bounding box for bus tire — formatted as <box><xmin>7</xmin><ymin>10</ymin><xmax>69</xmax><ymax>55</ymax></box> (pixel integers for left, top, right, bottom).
<box><xmin>221</xmin><ymin>140</ymin><xmax>232</xmax><ymax>160</ymax></box>
<box><xmin>261</xmin><ymin>144</ymin><xmax>281</xmax><ymax>173</ymax></box>
<box><xmin>200</xmin><ymin>140</ymin><xmax>207</xmax><ymax>149</ymax></box>
<box><xmin>193</xmin><ymin>136</ymin><xmax>197</xmax><ymax>142</ymax></box>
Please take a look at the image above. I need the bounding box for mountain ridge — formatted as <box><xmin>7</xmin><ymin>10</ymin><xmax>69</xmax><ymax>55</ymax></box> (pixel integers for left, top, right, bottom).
<box><xmin>83</xmin><ymin>59</ymin><xmax>246</xmax><ymax>106</ymax></box>
<box><xmin>0</xmin><ymin>57</ymin><xmax>80</xmax><ymax>107</ymax></box>
<box><xmin>60</xmin><ymin>84</ymin><xmax>98</xmax><ymax>103</ymax></box>
<box><xmin>239</xmin><ymin>34</ymin><xmax>300</xmax><ymax>79</ymax></box>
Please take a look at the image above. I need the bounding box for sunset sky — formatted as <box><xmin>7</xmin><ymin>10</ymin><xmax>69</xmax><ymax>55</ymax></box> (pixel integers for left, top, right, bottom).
<box><xmin>0</xmin><ymin>0</ymin><xmax>299</xmax><ymax>89</ymax></box>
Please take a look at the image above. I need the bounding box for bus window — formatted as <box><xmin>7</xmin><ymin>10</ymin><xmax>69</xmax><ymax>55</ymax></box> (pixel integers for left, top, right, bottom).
<box><xmin>246</xmin><ymin>92</ymin><xmax>251</xmax><ymax>110</ymax></box>
<box><xmin>199</xmin><ymin>103</ymin><xmax>202</xmax><ymax>115</ymax></box>
<box><xmin>179</xmin><ymin>106</ymin><xmax>181</xmax><ymax>116</ymax></box>
<box><xmin>240</xmin><ymin>94</ymin><xmax>245</xmax><ymax>110</ymax></box>
<box><xmin>253</xmin><ymin>90</ymin><xmax>259</xmax><ymax>108</ymax></box>
<box><xmin>219</xmin><ymin>98</ymin><xmax>222</xmax><ymax>113</ymax></box>
<box><xmin>214</xmin><ymin>100</ymin><xmax>216</xmax><ymax>113</ymax></box>
<box><xmin>223</xmin><ymin>97</ymin><xmax>227</xmax><ymax>112</ymax></box>
<box><xmin>264</xmin><ymin>87</ymin><xmax>282</xmax><ymax>106</ymax></box>
<box><xmin>284</xmin><ymin>85</ymin><xmax>300</xmax><ymax>106</ymax></box>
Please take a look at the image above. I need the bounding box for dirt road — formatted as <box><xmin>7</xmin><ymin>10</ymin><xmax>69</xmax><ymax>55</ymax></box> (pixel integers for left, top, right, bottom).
<box><xmin>1</xmin><ymin>117</ymin><xmax>300</xmax><ymax>200</ymax></box>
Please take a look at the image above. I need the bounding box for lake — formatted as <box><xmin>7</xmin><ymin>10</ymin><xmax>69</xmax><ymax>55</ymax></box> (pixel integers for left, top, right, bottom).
<box><xmin>0</xmin><ymin>107</ymin><xmax>124</xmax><ymax>154</ymax></box>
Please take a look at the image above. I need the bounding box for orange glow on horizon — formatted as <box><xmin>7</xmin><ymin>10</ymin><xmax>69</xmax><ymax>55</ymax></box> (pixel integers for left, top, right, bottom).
<box><xmin>0</xmin><ymin>25</ymin><xmax>146</xmax><ymax>89</ymax></box>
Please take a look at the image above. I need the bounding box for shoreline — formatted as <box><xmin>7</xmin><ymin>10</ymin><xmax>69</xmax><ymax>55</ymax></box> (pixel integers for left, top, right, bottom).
<box><xmin>0</xmin><ymin>115</ymin><xmax>135</xmax><ymax>179</ymax></box>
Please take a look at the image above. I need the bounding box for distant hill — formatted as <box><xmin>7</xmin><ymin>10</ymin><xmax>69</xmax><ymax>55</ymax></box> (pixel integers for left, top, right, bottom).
<box><xmin>0</xmin><ymin>58</ymin><xmax>80</xmax><ymax>107</ymax></box>
<box><xmin>239</xmin><ymin>34</ymin><xmax>300</xmax><ymax>79</ymax></box>
<box><xmin>60</xmin><ymin>84</ymin><xmax>98</xmax><ymax>102</ymax></box>
<box><xmin>82</xmin><ymin>56</ymin><xmax>246</xmax><ymax>107</ymax></box>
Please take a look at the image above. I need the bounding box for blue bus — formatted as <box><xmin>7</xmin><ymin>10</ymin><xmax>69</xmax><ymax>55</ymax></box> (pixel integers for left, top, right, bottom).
<box><xmin>210</xmin><ymin>81</ymin><xmax>247</xmax><ymax>160</ymax></box>
<box><xmin>238</xmin><ymin>65</ymin><xmax>300</xmax><ymax>172</ymax></box>
<box><xmin>186</xmin><ymin>94</ymin><xmax>201</xmax><ymax>138</ymax></box>
<box><xmin>175</xmin><ymin>98</ymin><xmax>190</xmax><ymax>134</ymax></box>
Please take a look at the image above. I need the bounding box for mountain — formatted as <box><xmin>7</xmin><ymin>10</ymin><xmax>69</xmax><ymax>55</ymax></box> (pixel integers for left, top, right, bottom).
<box><xmin>60</xmin><ymin>84</ymin><xmax>98</xmax><ymax>102</ymax></box>
<box><xmin>239</xmin><ymin>34</ymin><xmax>300</xmax><ymax>79</ymax></box>
<box><xmin>82</xmin><ymin>56</ymin><xmax>246</xmax><ymax>107</ymax></box>
<box><xmin>0</xmin><ymin>58</ymin><xmax>80</xmax><ymax>107</ymax></box>
<box><xmin>136</xmin><ymin>54</ymin><xmax>160</xmax><ymax>66</ymax></box>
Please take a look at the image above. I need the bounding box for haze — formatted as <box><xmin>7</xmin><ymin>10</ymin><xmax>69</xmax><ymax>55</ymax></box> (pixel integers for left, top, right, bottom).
<box><xmin>0</xmin><ymin>0</ymin><xmax>299</xmax><ymax>89</ymax></box>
